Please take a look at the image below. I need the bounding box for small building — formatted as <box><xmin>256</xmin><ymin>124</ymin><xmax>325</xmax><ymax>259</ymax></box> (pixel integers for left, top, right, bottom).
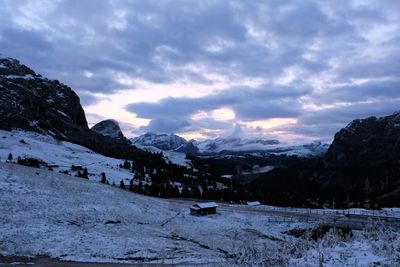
<box><xmin>190</xmin><ymin>202</ymin><xmax>218</xmax><ymax>216</ymax></box>
<box><xmin>246</xmin><ymin>201</ymin><xmax>261</xmax><ymax>206</ymax></box>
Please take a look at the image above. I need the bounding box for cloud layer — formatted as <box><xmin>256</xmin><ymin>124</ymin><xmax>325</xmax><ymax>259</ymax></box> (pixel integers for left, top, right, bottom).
<box><xmin>1</xmin><ymin>0</ymin><xmax>399</xmax><ymax>141</ymax></box>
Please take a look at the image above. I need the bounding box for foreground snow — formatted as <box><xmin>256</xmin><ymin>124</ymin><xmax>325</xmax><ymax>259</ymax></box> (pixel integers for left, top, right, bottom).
<box><xmin>1</xmin><ymin>162</ymin><xmax>399</xmax><ymax>266</ymax></box>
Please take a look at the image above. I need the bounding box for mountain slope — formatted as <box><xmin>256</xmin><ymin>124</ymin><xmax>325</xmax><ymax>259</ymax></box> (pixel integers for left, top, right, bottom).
<box><xmin>0</xmin><ymin>162</ymin><xmax>232</xmax><ymax>264</ymax></box>
<box><xmin>0</xmin><ymin>57</ymin><xmax>88</xmax><ymax>135</ymax></box>
<box><xmin>0</xmin><ymin>57</ymin><xmax>251</xmax><ymax>201</ymax></box>
<box><xmin>249</xmin><ymin>112</ymin><xmax>400</xmax><ymax>208</ymax></box>
<box><xmin>1</xmin><ymin>162</ymin><xmax>398</xmax><ymax>266</ymax></box>
<box><xmin>325</xmin><ymin>112</ymin><xmax>400</xmax><ymax>167</ymax></box>
<box><xmin>0</xmin><ymin>57</ymin><xmax>169</xmax><ymax>167</ymax></box>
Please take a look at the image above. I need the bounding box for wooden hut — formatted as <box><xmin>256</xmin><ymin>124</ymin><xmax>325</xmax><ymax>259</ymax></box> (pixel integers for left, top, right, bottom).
<box><xmin>190</xmin><ymin>202</ymin><xmax>218</xmax><ymax>216</ymax></box>
<box><xmin>246</xmin><ymin>201</ymin><xmax>261</xmax><ymax>206</ymax></box>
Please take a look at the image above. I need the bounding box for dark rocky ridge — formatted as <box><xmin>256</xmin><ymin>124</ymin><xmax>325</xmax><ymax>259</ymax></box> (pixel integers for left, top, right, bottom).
<box><xmin>325</xmin><ymin>112</ymin><xmax>400</xmax><ymax>167</ymax></box>
<box><xmin>249</xmin><ymin>112</ymin><xmax>400</xmax><ymax>208</ymax></box>
<box><xmin>0</xmin><ymin>57</ymin><xmax>88</xmax><ymax>135</ymax></box>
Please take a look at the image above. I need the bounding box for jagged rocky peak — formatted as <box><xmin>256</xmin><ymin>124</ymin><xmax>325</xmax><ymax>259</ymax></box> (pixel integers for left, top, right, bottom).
<box><xmin>91</xmin><ymin>119</ymin><xmax>124</xmax><ymax>139</ymax></box>
<box><xmin>0</xmin><ymin>56</ymin><xmax>88</xmax><ymax>137</ymax></box>
<box><xmin>325</xmin><ymin>111</ymin><xmax>400</xmax><ymax>167</ymax></box>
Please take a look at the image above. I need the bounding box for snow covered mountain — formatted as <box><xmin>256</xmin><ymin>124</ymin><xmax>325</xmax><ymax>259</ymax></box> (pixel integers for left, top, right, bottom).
<box><xmin>132</xmin><ymin>132</ymin><xmax>199</xmax><ymax>155</ymax></box>
<box><xmin>196</xmin><ymin>138</ymin><xmax>329</xmax><ymax>157</ymax></box>
<box><xmin>132</xmin><ymin>132</ymin><xmax>187</xmax><ymax>150</ymax></box>
<box><xmin>196</xmin><ymin>137</ymin><xmax>280</xmax><ymax>153</ymax></box>
<box><xmin>91</xmin><ymin>119</ymin><xmax>124</xmax><ymax>139</ymax></box>
<box><xmin>266</xmin><ymin>141</ymin><xmax>330</xmax><ymax>157</ymax></box>
<box><xmin>133</xmin><ymin>133</ymin><xmax>328</xmax><ymax>157</ymax></box>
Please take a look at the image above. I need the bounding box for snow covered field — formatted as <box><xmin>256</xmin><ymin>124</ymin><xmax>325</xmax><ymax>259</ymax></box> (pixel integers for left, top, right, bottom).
<box><xmin>1</xmin><ymin>162</ymin><xmax>399</xmax><ymax>266</ymax></box>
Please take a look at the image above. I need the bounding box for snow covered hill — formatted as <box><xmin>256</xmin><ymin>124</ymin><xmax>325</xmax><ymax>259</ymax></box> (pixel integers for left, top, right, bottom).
<box><xmin>0</xmin><ymin>129</ymin><xmax>194</xmax><ymax>187</ymax></box>
<box><xmin>1</xmin><ymin>162</ymin><xmax>399</xmax><ymax>266</ymax></box>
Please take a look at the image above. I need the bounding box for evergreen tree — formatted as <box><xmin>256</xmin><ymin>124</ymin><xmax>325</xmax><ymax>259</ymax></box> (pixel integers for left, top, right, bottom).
<box><xmin>123</xmin><ymin>160</ymin><xmax>131</xmax><ymax>170</ymax></box>
<box><xmin>7</xmin><ymin>153</ymin><xmax>13</xmax><ymax>161</ymax></box>
<box><xmin>149</xmin><ymin>183</ymin><xmax>159</xmax><ymax>197</ymax></box>
<box><xmin>100</xmin><ymin>172</ymin><xmax>107</xmax><ymax>184</ymax></box>
<box><xmin>129</xmin><ymin>179</ymin><xmax>134</xmax><ymax>192</ymax></box>
<box><xmin>82</xmin><ymin>167</ymin><xmax>88</xmax><ymax>179</ymax></box>
<box><xmin>201</xmin><ymin>186</ymin><xmax>209</xmax><ymax>199</ymax></box>
<box><xmin>137</xmin><ymin>181</ymin><xmax>144</xmax><ymax>194</ymax></box>
<box><xmin>181</xmin><ymin>184</ymin><xmax>191</xmax><ymax>198</ymax></box>
<box><xmin>120</xmin><ymin>180</ymin><xmax>126</xmax><ymax>189</ymax></box>
<box><xmin>174</xmin><ymin>185</ymin><xmax>181</xmax><ymax>198</ymax></box>
<box><xmin>192</xmin><ymin>185</ymin><xmax>201</xmax><ymax>199</ymax></box>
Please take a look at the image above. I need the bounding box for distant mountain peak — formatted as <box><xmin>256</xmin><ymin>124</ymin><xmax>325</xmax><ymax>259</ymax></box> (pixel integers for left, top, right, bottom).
<box><xmin>91</xmin><ymin>119</ymin><xmax>124</xmax><ymax>139</ymax></box>
<box><xmin>196</xmin><ymin>137</ymin><xmax>281</xmax><ymax>153</ymax></box>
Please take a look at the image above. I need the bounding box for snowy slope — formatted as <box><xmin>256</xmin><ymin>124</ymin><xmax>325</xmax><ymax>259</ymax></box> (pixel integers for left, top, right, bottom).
<box><xmin>133</xmin><ymin>143</ymin><xmax>193</xmax><ymax>167</ymax></box>
<box><xmin>0</xmin><ymin>130</ymin><xmax>134</xmax><ymax>185</ymax></box>
<box><xmin>1</xmin><ymin>162</ymin><xmax>399</xmax><ymax>266</ymax></box>
<box><xmin>0</xmin><ymin>130</ymin><xmax>195</xmax><ymax>185</ymax></box>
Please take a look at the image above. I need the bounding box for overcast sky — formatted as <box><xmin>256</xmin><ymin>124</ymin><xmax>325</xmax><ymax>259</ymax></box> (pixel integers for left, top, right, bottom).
<box><xmin>1</xmin><ymin>0</ymin><xmax>399</xmax><ymax>142</ymax></box>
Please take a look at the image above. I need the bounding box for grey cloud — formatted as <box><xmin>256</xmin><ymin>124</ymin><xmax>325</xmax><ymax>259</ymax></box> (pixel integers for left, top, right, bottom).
<box><xmin>127</xmin><ymin>84</ymin><xmax>308</xmax><ymax>119</ymax></box>
<box><xmin>1</xmin><ymin>0</ymin><xmax>399</xmax><ymax>140</ymax></box>
<box><xmin>313</xmin><ymin>80</ymin><xmax>400</xmax><ymax>105</ymax></box>
<box><xmin>140</xmin><ymin>117</ymin><xmax>191</xmax><ymax>134</ymax></box>
<box><xmin>280</xmin><ymin>99</ymin><xmax>400</xmax><ymax>141</ymax></box>
<box><xmin>127</xmin><ymin>84</ymin><xmax>308</xmax><ymax>133</ymax></box>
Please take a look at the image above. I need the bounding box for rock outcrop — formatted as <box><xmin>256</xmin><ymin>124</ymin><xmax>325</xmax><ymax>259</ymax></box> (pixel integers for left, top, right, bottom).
<box><xmin>249</xmin><ymin>112</ymin><xmax>400</xmax><ymax>208</ymax></box>
<box><xmin>325</xmin><ymin>112</ymin><xmax>400</xmax><ymax>167</ymax></box>
<box><xmin>0</xmin><ymin>57</ymin><xmax>88</xmax><ymax>137</ymax></box>
<box><xmin>91</xmin><ymin>119</ymin><xmax>124</xmax><ymax>139</ymax></box>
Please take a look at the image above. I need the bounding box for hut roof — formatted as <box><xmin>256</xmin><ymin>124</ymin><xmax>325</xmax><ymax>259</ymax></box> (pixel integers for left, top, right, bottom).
<box><xmin>246</xmin><ymin>201</ymin><xmax>261</xmax><ymax>206</ymax></box>
<box><xmin>191</xmin><ymin>202</ymin><xmax>218</xmax><ymax>210</ymax></box>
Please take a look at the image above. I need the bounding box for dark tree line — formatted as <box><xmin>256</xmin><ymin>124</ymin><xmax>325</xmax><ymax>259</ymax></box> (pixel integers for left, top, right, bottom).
<box><xmin>114</xmin><ymin>158</ymin><xmax>253</xmax><ymax>203</ymax></box>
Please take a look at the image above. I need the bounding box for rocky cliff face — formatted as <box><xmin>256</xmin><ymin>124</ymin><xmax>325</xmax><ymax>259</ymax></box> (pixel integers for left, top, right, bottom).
<box><xmin>91</xmin><ymin>119</ymin><xmax>124</xmax><ymax>139</ymax></box>
<box><xmin>249</xmin><ymin>112</ymin><xmax>400</xmax><ymax>208</ymax></box>
<box><xmin>325</xmin><ymin>112</ymin><xmax>400</xmax><ymax>167</ymax></box>
<box><xmin>0</xmin><ymin>57</ymin><xmax>88</xmax><ymax>137</ymax></box>
<box><xmin>0</xmin><ymin>57</ymin><xmax>165</xmax><ymax>164</ymax></box>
